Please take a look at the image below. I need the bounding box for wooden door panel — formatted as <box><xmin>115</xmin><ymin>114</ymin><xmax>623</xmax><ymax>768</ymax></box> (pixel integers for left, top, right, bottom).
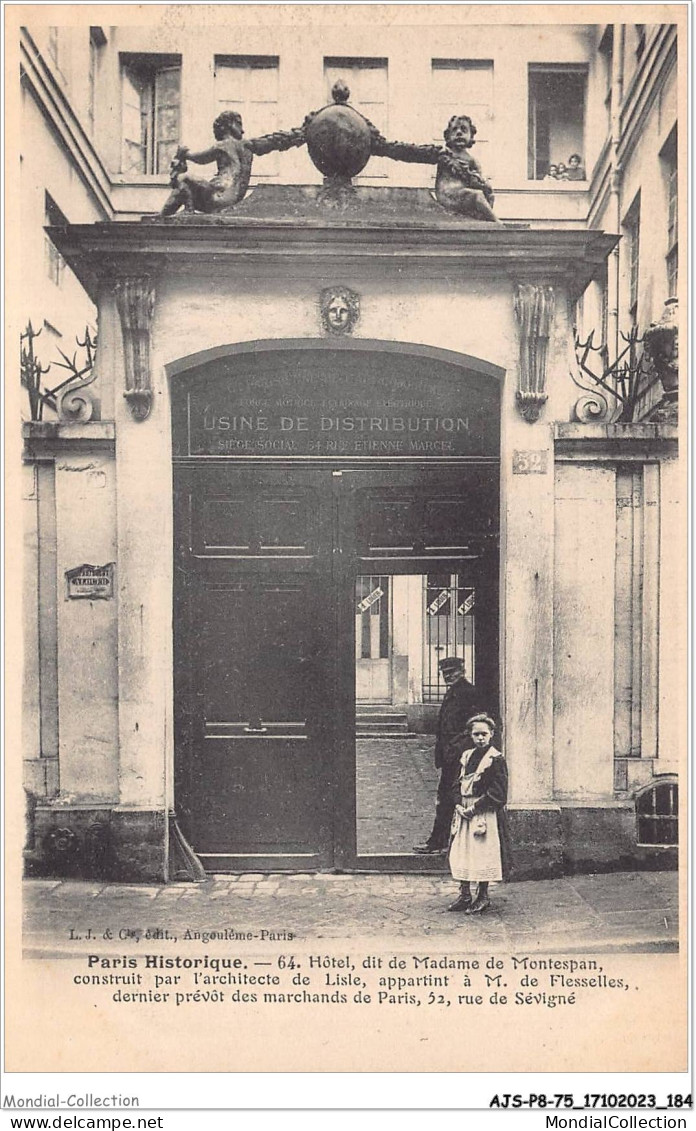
<box><xmin>183</xmin><ymin>468</ymin><xmax>330</xmax><ymax>562</ymax></box>
<box><xmin>352</xmin><ymin>466</ymin><xmax>499</xmax><ymax>559</ymax></box>
<box><xmin>184</xmin><ymin>739</ymin><xmax>328</xmax><ymax>854</ymax></box>
<box><xmin>174</xmin><ymin>469</ymin><xmax>335</xmax><ymax>868</ymax></box>
<box><xmin>197</xmin><ymin>582</ymin><xmax>322</xmax><ymax>726</ymax></box>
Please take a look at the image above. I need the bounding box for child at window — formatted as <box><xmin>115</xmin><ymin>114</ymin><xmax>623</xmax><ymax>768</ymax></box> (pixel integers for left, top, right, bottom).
<box><xmin>566</xmin><ymin>153</ymin><xmax>586</xmax><ymax>181</ymax></box>
<box><xmin>544</xmin><ymin>164</ymin><xmax>559</xmax><ymax>180</ymax></box>
<box><xmin>447</xmin><ymin>714</ymin><xmax>510</xmax><ymax>914</ymax></box>
<box><xmin>556</xmin><ymin>161</ymin><xmax>569</xmax><ymax>180</ymax></box>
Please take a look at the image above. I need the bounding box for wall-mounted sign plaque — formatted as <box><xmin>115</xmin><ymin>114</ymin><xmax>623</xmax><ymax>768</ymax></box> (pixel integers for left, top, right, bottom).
<box><xmin>66</xmin><ymin>563</ymin><xmax>115</xmax><ymax>599</ymax></box>
<box><xmin>512</xmin><ymin>450</ymin><xmax>548</xmax><ymax>474</ymax></box>
<box><xmin>172</xmin><ymin>348</ymin><xmax>501</xmax><ymax>460</ymax></box>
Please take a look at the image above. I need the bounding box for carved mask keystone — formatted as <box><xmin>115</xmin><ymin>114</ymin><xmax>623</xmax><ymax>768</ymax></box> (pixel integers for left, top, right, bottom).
<box><xmin>320</xmin><ymin>286</ymin><xmax>360</xmax><ymax>335</ymax></box>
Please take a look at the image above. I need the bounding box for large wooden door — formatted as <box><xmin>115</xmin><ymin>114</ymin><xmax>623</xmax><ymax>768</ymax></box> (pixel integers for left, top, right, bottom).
<box><xmin>174</xmin><ymin>466</ymin><xmax>336</xmax><ymax>870</ymax></box>
<box><xmin>171</xmin><ymin>342</ymin><xmax>502</xmax><ymax>871</ymax></box>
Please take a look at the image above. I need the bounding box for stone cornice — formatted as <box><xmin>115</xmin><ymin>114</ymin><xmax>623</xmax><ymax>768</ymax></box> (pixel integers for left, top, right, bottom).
<box><xmin>47</xmin><ymin>199</ymin><xmax>618</xmax><ymax>302</ymax></box>
<box><xmin>20</xmin><ymin>27</ymin><xmax>113</xmax><ymax>220</ymax></box>
<box><xmin>22</xmin><ymin>420</ymin><xmax>115</xmax><ymax>459</ymax></box>
<box><xmin>554</xmin><ymin>422</ymin><xmax>678</xmax><ymax>461</ymax></box>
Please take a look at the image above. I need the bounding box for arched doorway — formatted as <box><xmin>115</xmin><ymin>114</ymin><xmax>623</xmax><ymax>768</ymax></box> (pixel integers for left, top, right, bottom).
<box><xmin>171</xmin><ymin>340</ymin><xmax>502</xmax><ymax>871</ymax></box>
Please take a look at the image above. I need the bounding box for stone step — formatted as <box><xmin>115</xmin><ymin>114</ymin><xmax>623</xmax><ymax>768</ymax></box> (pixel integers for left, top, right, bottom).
<box><xmin>355</xmin><ymin>731</ymin><xmax>420</xmax><ymax>739</ymax></box>
<box><xmin>356</xmin><ymin>721</ymin><xmax>408</xmax><ymax>731</ymax></box>
<box><xmin>356</xmin><ymin>722</ymin><xmax>408</xmax><ymax>730</ymax></box>
<box><xmin>356</xmin><ymin>709</ymin><xmax>410</xmax><ymax>736</ymax></box>
<box><xmin>356</xmin><ymin>712</ymin><xmax>408</xmax><ymax>724</ymax></box>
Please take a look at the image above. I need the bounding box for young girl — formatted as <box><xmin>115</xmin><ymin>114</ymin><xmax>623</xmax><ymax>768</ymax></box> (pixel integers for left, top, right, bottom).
<box><xmin>447</xmin><ymin>714</ymin><xmax>509</xmax><ymax>914</ymax></box>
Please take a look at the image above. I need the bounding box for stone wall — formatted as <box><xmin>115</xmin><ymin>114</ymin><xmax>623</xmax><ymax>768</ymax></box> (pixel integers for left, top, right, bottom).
<box><xmin>22</xmin><ymin>219</ymin><xmax>681</xmax><ymax>879</ymax></box>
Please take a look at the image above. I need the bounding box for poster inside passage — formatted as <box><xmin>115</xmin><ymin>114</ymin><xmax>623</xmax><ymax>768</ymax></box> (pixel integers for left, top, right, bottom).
<box><xmin>6</xmin><ymin>2</ymin><xmax>687</xmax><ymax>1084</ymax></box>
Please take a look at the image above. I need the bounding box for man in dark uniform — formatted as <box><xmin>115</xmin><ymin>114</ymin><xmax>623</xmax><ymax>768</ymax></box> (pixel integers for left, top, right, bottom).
<box><xmin>413</xmin><ymin>656</ymin><xmax>482</xmax><ymax>853</ymax></box>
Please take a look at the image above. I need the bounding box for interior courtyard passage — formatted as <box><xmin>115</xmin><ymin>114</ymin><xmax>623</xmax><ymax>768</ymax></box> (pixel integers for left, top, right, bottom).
<box><xmin>356</xmin><ymin>735</ymin><xmax>438</xmax><ymax>855</ymax></box>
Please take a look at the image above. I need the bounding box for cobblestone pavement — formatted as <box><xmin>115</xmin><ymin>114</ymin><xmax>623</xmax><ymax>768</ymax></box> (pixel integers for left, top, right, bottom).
<box><xmin>23</xmin><ymin>870</ymin><xmax>678</xmax><ymax>957</ymax></box>
<box><xmin>356</xmin><ymin>736</ymin><xmax>437</xmax><ymax>853</ymax></box>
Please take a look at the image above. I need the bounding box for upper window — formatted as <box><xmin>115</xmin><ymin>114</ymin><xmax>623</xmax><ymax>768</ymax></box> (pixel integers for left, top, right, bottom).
<box><xmin>88</xmin><ymin>27</ymin><xmax>106</xmax><ymax>135</ymax></box>
<box><xmin>324</xmin><ymin>57</ymin><xmax>388</xmax><ymax>128</ymax></box>
<box><xmin>623</xmin><ymin>193</ymin><xmax>641</xmax><ymax>325</ymax></box>
<box><xmin>44</xmin><ymin>193</ymin><xmax>67</xmax><ymax>287</ymax></box>
<box><xmin>121</xmin><ymin>54</ymin><xmax>181</xmax><ymax>176</ymax></box>
<box><xmin>215</xmin><ymin>56</ymin><xmax>280</xmax><ymax>176</ymax></box>
<box><xmin>667</xmin><ymin>165</ymin><xmax>678</xmax><ymax>297</ymax></box>
<box><xmin>324</xmin><ymin>57</ymin><xmax>388</xmax><ymax>177</ymax></box>
<box><xmin>528</xmin><ymin>65</ymin><xmax>587</xmax><ymax>181</ymax></box>
<box><xmin>431</xmin><ymin>60</ymin><xmax>493</xmax><ymax>169</ymax></box>
<box><xmin>661</xmin><ymin>129</ymin><xmax>678</xmax><ymax>298</ymax></box>
<box><xmin>598</xmin><ymin>26</ymin><xmax>613</xmax><ymax>142</ymax></box>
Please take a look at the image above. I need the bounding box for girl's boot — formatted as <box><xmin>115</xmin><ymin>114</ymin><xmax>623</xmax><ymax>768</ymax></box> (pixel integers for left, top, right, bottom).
<box><xmin>467</xmin><ymin>881</ymin><xmax>491</xmax><ymax>914</ymax></box>
<box><xmin>448</xmin><ymin>882</ymin><xmax>473</xmax><ymax>912</ymax></box>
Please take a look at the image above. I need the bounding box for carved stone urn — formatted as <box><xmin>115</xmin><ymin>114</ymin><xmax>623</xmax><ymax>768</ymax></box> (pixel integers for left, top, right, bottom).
<box><xmin>305</xmin><ymin>80</ymin><xmax>374</xmax><ymax>185</ymax></box>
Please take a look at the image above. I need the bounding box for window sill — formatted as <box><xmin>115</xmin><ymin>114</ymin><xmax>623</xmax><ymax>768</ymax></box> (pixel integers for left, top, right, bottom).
<box><xmin>23</xmin><ymin>421</ymin><xmax>115</xmax><ymax>442</ymax></box>
<box><xmin>112</xmin><ymin>173</ymin><xmax>170</xmax><ymax>186</ymax></box>
<box><xmin>495</xmin><ymin>183</ymin><xmax>588</xmax><ymax>195</ymax></box>
<box><xmin>525</xmin><ymin>181</ymin><xmax>588</xmax><ymax>189</ymax></box>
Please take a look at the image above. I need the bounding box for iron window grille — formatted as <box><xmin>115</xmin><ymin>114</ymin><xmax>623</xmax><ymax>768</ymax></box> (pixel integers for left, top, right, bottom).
<box><xmin>422</xmin><ymin>573</ymin><xmax>475</xmax><ymax>702</ymax></box>
<box><xmin>636</xmin><ymin>780</ymin><xmax>678</xmax><ymax>847</ymax></box>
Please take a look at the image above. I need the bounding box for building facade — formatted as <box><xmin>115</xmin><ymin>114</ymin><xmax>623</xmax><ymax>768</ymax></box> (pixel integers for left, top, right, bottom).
<box><xmin>18</xmin><ymin>11</ymin><xmax>684</xmax><ymax>881</ymax></box>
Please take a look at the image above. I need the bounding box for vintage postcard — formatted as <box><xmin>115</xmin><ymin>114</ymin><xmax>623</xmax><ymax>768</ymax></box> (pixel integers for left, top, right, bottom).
<box><xmin>3</xmin><ymin>0</ymin><xmax>689</xmax><ymax>1099</ymax></box>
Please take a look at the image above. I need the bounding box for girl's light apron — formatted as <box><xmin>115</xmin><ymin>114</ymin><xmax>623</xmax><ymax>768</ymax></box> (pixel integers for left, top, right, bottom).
<box><xmin>448</xmin><ymin>748</ymin><xmax>503</xmax><ymax>882</ymax></box>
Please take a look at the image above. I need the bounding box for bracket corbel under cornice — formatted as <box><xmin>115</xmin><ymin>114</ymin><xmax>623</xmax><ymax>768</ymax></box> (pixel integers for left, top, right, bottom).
<box><xmin>513</xmin><ymin>283</ymin><xmax>555</xmax><ymax>424</ymax></box>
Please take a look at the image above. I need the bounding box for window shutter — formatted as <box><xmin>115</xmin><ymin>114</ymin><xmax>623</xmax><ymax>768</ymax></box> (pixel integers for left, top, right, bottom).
<box><xmin>154</xmin><ymin>65</ymin><xmax>181</xmax><ymax>175</ymax></box>
<box><xmin>122</xmin><ymin>67</ymin><xmax>146</xmax><ymax>174</ymax></box>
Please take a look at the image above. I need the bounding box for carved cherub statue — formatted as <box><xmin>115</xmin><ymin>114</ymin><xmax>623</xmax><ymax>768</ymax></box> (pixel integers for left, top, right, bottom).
<box><xmin>160</xmin><ymin>110</ymin><xmax>305</xmax><ymax>216</ymax></box>
<box><xmin>373</xmin><ymin>113</ymin><xmax>498</xmax><ymax>222</ymax></box>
